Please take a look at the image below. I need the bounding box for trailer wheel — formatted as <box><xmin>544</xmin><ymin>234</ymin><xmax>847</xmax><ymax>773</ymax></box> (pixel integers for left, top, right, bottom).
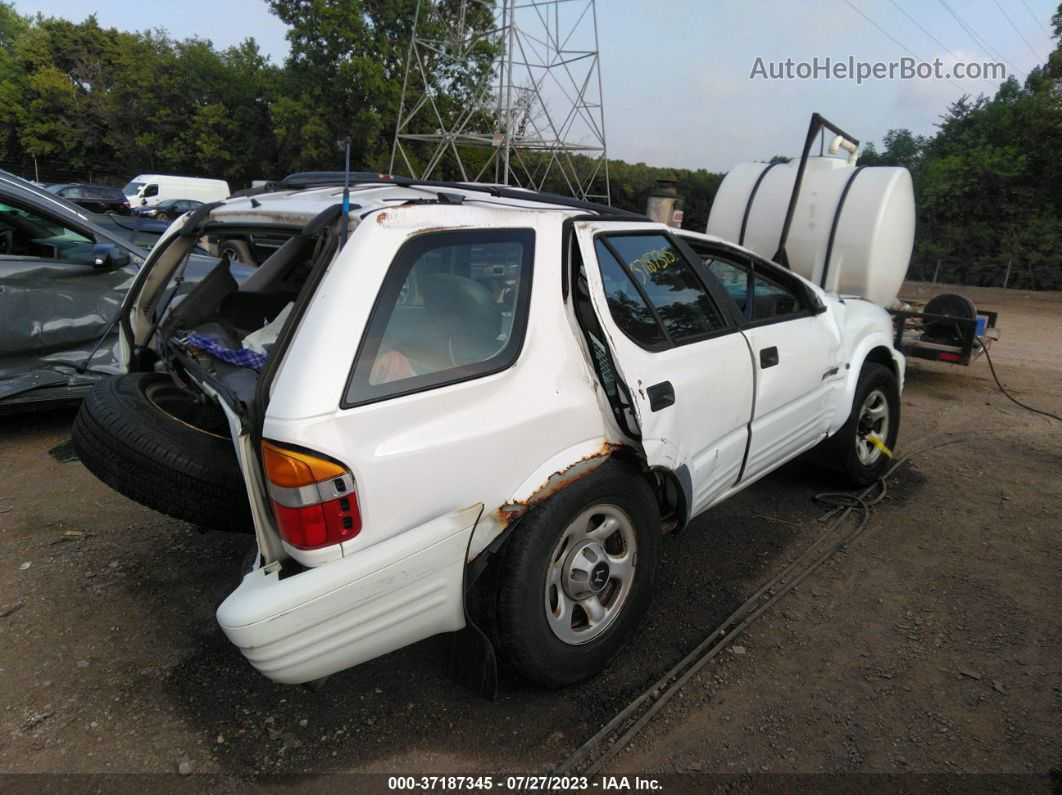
<box><xmin>817</xmin><ymin>362</ymin><xmax>900</xmax><ymax>487</ymax></box>
<box><xmin>72</xmin><ymin>373</ymin><xmax>253</xmax><ymax>532</ymax></box>
<box><xmin>923</xmin><ymin>292</ymin><xmax>976</xmax><ymax>343</ymax></box>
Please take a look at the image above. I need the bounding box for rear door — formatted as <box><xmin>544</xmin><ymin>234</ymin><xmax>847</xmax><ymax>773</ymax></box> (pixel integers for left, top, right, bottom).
<box><xmin>687</xmin><ymin>240</ymin><xmax>843</xmax><ymax>481</ymax></box>
<box><xmin>575</xmin><ymin>222</ymin><xmax>754</xmax><ymax>515</ymax></box>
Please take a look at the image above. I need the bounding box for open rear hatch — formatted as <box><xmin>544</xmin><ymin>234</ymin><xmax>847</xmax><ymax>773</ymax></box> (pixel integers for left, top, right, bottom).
<box><xmin>119</xmin><ymin>202</ymin><xmax>347</xmax><ymax>563</ymax></box>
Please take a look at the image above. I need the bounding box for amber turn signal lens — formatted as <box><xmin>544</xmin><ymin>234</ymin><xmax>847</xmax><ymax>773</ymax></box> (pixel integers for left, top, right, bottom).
<box><xmin>262</xmin><ymin>441</ymin><xmax>347</xmax><ymax>488</ymax></box>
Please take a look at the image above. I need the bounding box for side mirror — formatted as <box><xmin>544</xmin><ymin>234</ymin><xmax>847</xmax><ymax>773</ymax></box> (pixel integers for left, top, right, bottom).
<box><xmin>92</xmin><ymin>243</ymin><xmax>131</xmax><ymax>269</ymax></box>
<box><xmin>141</xmin><ymin>198</ymin><xmax>147</xmax><ymax>206</ymax></box>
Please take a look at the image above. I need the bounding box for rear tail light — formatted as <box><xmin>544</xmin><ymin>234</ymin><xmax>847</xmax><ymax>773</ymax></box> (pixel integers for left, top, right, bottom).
<box><xmin>261</xmin><ymin>441</ymin><xmax>361</xmax><ymax>549</ymax></box>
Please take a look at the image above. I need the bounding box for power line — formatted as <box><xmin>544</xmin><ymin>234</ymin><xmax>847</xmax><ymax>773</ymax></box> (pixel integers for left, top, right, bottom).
<box><xmin>937</xmin><ymin>0</ymin><xmax>1023</xmax><ymax>81</ymax></box>
<box><xmin>1018</xmin><ymin>0</ymin><xmax>1052</xmax><ymax>39</ymax></box>
<box><xmin>886</xmin><ymin>0</ymin><xmax>999</xmax><ymax>89</ymax></box>
<box><xmin>991</xmin><ymin>0</ymin><xmax>1046</xmax><ymax>63</ymax></box>
<box><xmin>843</xmin><ymin>0</ymin><xmax>966</xmax><ymax>93</ymax></box>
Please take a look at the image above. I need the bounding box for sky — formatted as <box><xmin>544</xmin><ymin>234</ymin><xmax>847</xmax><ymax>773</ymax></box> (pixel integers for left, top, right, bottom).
<box><xmin>12</xmin><ymin>0</ymin><xmax>1059</xmax><ymax>172</ymax></box>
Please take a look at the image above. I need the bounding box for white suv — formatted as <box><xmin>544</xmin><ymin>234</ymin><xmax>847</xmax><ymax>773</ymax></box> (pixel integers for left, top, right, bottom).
<box><xmin>73</xmin><ymin>180</ymin><xmax>903</xmax><ymax>688</ymax></box>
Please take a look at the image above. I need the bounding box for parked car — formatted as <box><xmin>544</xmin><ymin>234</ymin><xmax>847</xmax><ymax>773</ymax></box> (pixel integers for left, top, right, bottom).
<box><xmin>203</xmin><ymin>172</ymin><xmax>382</xmax><ymax>264</ymax></box>
<box><xmin>72</xmin><ymin>179</ymin><xmax>904</xmax><ymax>688</ymax></box>
<box><xmin>122</xmin><ymin>174</ymin><xmax>229</xmax><ymax>207</ymax></box>
<box><xmin>47</xmin><ymin>183</ymin><xmax>131</xmax><ymax>215</ymax></box>
<box><xmin>6</xmin><ymin>173</ymin><xmax>170</xmax><ymax>249</ymax></box>
<box><xmin>0</xmin><ymin>170</ymin><xmax>246</xmax><ymax>411</ymax></box>
<box><xmin>132</xmin><ymin>198</ymin><xmax>204</xmax><ymax>222</ymax></box>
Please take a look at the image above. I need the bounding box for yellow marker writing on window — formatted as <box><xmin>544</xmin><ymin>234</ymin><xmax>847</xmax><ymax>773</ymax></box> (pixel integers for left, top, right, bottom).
<box><xmin>627</xmin><ymin>248</ymin><xmax>675</xmax><ymax>283</ymax></box>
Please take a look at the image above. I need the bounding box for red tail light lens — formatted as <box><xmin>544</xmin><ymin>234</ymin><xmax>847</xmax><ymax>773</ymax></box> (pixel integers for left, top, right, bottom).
<box><xmin>261</xmin><ymin>441</ymin><xmax>361</xmax><ymax>549</ymax></box>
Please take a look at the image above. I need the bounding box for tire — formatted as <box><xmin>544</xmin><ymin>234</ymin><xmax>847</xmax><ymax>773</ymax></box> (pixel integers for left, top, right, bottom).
<box><xmin>817</xmin><ymin>362</ymin><xmax>901</xmax><ymax>488</ymax></box>
<box><xmin>923</xmin><ymin>292</ymin><xmax>977</xmax><ymax>344</ymax></box>
<box><xmin>218</xmin><ymin>239</ymin><xmax>255</xmax><ymax>265</ymax></box>
<box><xmin>72</xmin><ymin>372</ymin><xmax>252</xmax><ymax>531</ymax></box>
<box><xmin>492</xmin><ymin>459</ymin><xmax>660</xmax><ymax>687</ymax></box>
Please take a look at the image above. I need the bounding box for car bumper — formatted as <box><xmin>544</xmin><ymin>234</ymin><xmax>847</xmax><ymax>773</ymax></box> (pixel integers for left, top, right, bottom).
<box><xmin>216</xmin><ymin>503</ymin><xmax>482</xmax><ymax>684</ymax></box>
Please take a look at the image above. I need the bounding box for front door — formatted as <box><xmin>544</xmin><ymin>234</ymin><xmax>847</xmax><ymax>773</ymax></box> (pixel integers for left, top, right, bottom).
<box><xmin>575</xmin><ymin>222</ymin><xmax>755</xmax><ymax>515</ymax></box>
<box><xmin>692</xmin><ymin>244</ymin><xmax>842</xmax><ymax>482</ymax></box>
<box><xmin>0</xmin><ymin>194</ymin><xmax>139</xmax><ymax>385</ymax></box>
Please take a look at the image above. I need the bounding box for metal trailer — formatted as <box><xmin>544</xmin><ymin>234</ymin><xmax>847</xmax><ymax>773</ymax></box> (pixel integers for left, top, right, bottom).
<box><xmin>888</xmin><ymin>293</ymin><xmax>999</xmax><ymax>366</ymax></box>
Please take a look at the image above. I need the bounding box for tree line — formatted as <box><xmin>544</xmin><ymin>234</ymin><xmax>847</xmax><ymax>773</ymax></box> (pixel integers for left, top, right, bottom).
<box><xmin>0</xmin><ymin>1</ymin><xmax>1057</xmax><ymax>288</ymax></box>
<box><xmin>860</xmin><ymin>8</ymin><xmax>1061</xmax><ymax>292</ymax></box>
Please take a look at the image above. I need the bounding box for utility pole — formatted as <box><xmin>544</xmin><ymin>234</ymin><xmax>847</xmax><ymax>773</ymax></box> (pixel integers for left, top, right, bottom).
<box><xmin>932</xmin><ymin>259</ymin><xmax>940</xmax><ymax>284</ymax></box>
<box><xmin>391</xmin><ymin>0</ymin><xmax>610</xmax><ymax>203</ymax></box>
<box><xmin>1003</xmin><ymin>260</ymin><xmax>1012</xmax><ymax>289</ymax></box>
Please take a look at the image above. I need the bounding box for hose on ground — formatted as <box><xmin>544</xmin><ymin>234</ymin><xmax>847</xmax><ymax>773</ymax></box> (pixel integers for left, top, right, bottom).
<box><xmin>553</xmin><ymin>437</ymin><xmax>964</xmax><ymax>777</ymax></box>
<box><xmin>978</xmin><ymin>336</ymin><xmax>1061</xmax><ymax>422</ymax></box>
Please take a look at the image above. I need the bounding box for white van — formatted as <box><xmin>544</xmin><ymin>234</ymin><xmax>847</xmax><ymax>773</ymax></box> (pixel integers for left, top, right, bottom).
<box><xmin>122</xmin><ymin>174</ymin><xmax>230</xmax><ymax>207</ymax></box>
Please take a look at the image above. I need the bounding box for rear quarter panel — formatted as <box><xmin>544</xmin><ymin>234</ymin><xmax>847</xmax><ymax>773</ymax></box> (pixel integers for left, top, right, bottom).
<box><xmin>264</xmin><ymin>207</ymin><xmax>612</xmax><ymax>564</ymax></box>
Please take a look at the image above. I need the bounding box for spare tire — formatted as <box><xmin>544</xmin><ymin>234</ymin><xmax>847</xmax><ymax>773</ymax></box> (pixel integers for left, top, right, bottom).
<box><xmin>72</xmin><ymin>372</ymin><xmax>252</xmax><ymax>531</ymax></box>
<box><xmin>923</xmin><ymin>292</ymin><xmax>976</xmax><ymax>344</ymax></box>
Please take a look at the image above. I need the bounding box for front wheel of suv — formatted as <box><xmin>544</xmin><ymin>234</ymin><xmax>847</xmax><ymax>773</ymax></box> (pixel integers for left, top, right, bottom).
<box><xmin>816</xmin><ymin>362</ymin><xmax>901</xmax><ymax>488</ymax></box>
<box><xmin>491</xmin><ymin>460</ymin><xmax>660</xmax><ymax>687</ymax></box>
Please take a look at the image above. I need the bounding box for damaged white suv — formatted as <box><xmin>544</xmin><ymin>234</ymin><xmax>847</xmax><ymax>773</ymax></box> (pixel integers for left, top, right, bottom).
<box><xmin>73</xmin><ymin>179</ymin><xmax>903</xmax><ymax>688</ymax></box>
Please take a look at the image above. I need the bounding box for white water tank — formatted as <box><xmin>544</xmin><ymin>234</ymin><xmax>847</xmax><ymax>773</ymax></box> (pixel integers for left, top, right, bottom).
<box><xmin>706</xmin><ymin>157</ymin><xmax>915</xmax><ymax>305</ymax></box>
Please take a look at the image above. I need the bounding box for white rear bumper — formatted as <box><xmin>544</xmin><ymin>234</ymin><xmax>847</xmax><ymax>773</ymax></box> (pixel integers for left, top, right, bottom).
<box><xmin>217</xmin><ymin>504</ymin><xmax>482</xmax><ymax>684</ymax></box>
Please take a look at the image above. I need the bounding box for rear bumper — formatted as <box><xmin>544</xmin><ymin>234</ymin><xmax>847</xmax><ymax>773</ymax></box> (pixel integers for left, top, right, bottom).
<box><xmin>217</xmin><ymin>503</ymin><xmax>482</xmax><ymax>684</ymax></box>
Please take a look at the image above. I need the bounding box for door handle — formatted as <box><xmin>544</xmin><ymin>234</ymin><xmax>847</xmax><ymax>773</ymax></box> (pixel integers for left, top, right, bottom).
<box><xmin>646</xmin><ymin>381</ymin><xmax>675</xmax><ymax>412</ymax></box>
<box><xmin>759</xmin><ymin>346</ymin><xmax>779</xmax><ymax>368</ymax></box>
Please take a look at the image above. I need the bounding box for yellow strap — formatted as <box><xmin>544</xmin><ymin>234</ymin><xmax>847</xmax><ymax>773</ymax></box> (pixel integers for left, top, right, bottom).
<box><xmin>866</xmin><ymin>434</ymin><xmax>893</xmax><ymax>458</ymax></box>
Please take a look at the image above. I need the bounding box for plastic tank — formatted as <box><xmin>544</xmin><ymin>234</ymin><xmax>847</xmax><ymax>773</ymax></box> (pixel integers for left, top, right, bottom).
<box><xmin>706</xmin><ymin>157</ymin><xmax>915</xmax><ymax>306</ymax></box>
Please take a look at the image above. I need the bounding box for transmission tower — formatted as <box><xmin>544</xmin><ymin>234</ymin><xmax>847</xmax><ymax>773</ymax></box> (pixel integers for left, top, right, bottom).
<box><xmin>390</xmin><ymin>0</ymin><xmax>610</xmax><ymax>203</ymax></box>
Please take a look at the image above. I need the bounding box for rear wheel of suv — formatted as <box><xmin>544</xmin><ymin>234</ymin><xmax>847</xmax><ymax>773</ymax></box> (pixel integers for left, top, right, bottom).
<box><xmin>72</xmin><ymin>372</ymin><xmax>252</xmax><ymax>531</ymax></box>
<box><xmin>492</xmin><ymin>460</ymin><xmax>660</xmax><ymax>687</ymax></box>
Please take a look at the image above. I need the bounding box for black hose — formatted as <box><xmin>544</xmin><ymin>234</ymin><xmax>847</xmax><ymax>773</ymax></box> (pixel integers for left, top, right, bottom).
<box><xmin>978</xmin><ymin>337</ymin><xmax>1061</xmax><ymax>422</ymax></box>
<box><xmin>553</xmin><ymin>438</ymin><xmax>964</xmax><ymax>777</ymax></box>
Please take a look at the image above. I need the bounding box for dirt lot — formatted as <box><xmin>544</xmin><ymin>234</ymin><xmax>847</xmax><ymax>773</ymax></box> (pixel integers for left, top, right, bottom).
<box><xmin>1</xmin><ymin>283</ymin><xmax>1059</xmax><ymax>785</ymax></box>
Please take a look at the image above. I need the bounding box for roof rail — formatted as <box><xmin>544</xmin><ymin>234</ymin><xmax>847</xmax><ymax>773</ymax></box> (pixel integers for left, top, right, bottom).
<box><xmin>279</xmin><ymin>172</ymin><xmax>645</xmax><ymax>219</ymax></box>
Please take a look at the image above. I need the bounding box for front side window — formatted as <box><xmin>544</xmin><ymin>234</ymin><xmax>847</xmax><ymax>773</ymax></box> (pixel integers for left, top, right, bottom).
<box><xmin>706</xmin><ymin>257</ymin><xmax>751</xmax><ymax>316</ymax></box>
<box><xmin>142</xmin><ymin>184</ymin><xmax>159</xmax><ymax>198</ymax></box>
<box><xmin>597</xmin><ymin>234</ymin><xmax>725</xmax><ymax>343</ymax></box>
<box><xmin>687</xmin><ymin>237</ymin><xmax>806</xmax><ymax>324</ymax></box>
<box><xmin>750</xmin><ymin>271</ymin><xmax>803</xmax><ymax>319</ymax></box>
<box><xmin>0</xmin><ymin>201</ymin><xmax>95</xmax><ymax>262</ymax></box>
<box><xmin>344</xmin><ymin>229</ymin><xmax>534</xmax><ymax>406</ymax></box>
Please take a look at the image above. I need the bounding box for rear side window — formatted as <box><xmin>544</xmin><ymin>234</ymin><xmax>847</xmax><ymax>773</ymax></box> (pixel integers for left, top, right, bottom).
<box><xmin>597</xmin><ymin>234</ymin><xmax>725</xmax><ymax>343</ymax></box>
<box><xmin>594</xmin><ymin>240</ymin><xmax>666</xmax><ymax>347</ymax></box>
<box><xmin>344</xmin><ymin>229</ymin><xmax>534</xmax><ymax>407</ymax></box>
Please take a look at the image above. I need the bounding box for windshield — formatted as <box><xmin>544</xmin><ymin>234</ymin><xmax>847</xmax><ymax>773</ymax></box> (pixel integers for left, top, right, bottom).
<box><xmin>123</xmin><ymin>181</ymin><xmax>144</xmax><ymax>197</ymax></box>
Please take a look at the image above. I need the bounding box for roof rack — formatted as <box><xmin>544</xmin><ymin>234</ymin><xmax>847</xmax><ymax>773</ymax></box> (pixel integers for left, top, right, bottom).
<box><xmin>279</xmin><ymin>172</ymin><xmax>646</xmax><ymax>219</ymax></box>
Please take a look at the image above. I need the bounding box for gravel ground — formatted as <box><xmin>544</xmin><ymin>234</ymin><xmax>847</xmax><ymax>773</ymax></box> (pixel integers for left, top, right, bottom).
<box><xmin>0</xmin><ymin>282</ymin><xmax>1058</xmax><ymax>786</ymax></box>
